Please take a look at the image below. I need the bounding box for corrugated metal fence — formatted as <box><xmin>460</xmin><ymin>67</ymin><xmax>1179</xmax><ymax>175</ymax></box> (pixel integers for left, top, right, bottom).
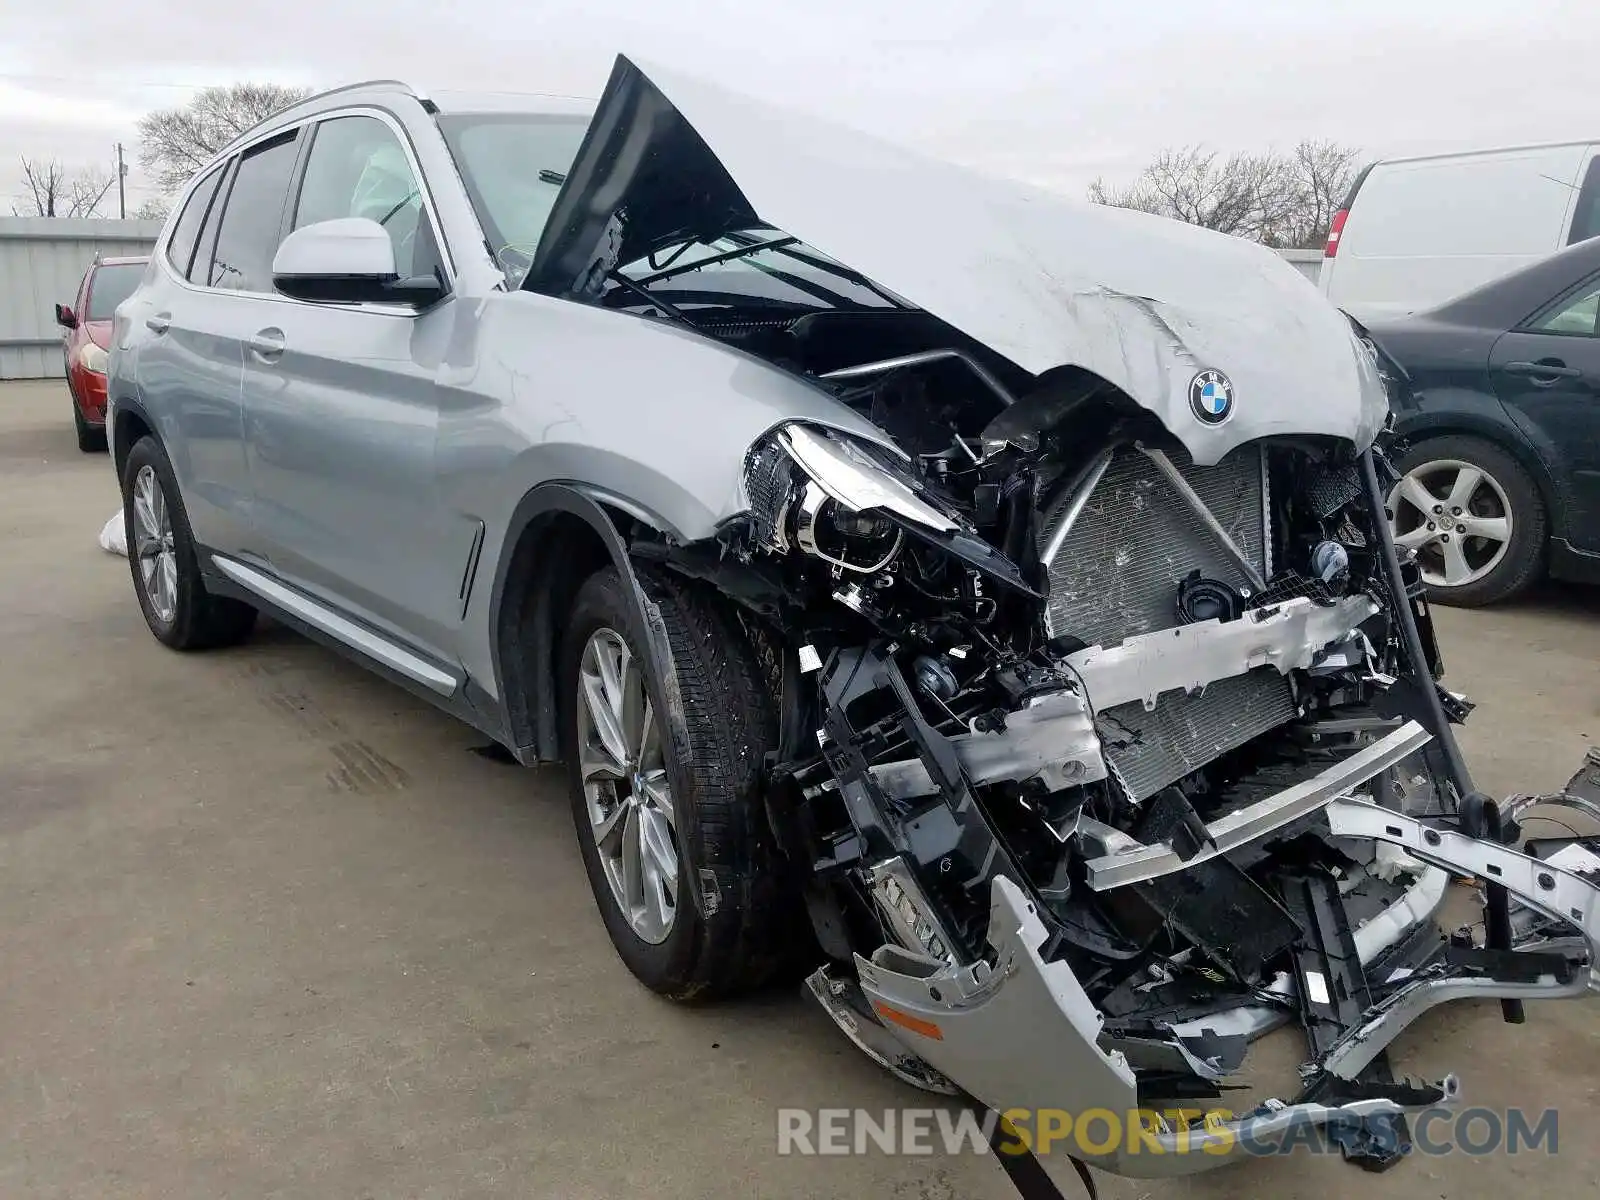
<box><xmin>0</xmin><ymin>219</ymin><xmax>1324</xmax><ymax>381</ymax></box>
<box><xmin>1277</xmin><ymin>248</ymin><xmax>1325</xmax><ymax>286</ymax></box>
<box><xmin>0</xmin><ymin>218</ymin><xmax>162</xmax><ymax>380</ymax></box>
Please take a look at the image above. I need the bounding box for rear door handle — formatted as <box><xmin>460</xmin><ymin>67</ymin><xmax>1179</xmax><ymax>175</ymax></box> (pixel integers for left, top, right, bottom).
<box><xmin>1502</xmin><ymin>359</ymin><xmax>1581</xmax><ymax>379</ymax></box>
<box><xmin>145</xmin><ymin>313</ymin><xmax>170</xmax><ymax>334</ymax></box>
<box><xmin>248</xmin><ymin>327</ymin><xmax>286</xmax><ymax>364</ymax></box>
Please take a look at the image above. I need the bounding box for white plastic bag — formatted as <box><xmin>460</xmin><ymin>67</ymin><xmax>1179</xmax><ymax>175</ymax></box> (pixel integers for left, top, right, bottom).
<box><xmin>99</xmin><ymin>508</ymin><xmax>128</xmax><ymax>556</ymax></box>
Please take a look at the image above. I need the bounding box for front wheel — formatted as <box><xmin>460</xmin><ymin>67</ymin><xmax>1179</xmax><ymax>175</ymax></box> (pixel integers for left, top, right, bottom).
<box><xmin>1387</xmin><ymin>434</ymin><xmax>1546</xmax><ymax>607</ymax></box>
<box><xmin>560</xmin><ymin>564</ymin><xmax>799</xmax><ymax>1001</ymax></box>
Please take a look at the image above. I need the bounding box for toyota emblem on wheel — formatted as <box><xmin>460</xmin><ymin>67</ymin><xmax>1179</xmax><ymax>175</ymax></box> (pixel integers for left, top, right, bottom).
<box><xmin>1189</xmin><ymin>369</ymin><xmax>1234</xmax><ymax>425</ymax></box>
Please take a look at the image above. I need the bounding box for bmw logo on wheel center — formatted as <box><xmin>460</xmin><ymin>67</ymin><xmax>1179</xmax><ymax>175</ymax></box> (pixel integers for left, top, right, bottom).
<box><xmin>1189</xmin><ymin>369</ymin><xmax>1234</xmax><ymax>426</ymax></box>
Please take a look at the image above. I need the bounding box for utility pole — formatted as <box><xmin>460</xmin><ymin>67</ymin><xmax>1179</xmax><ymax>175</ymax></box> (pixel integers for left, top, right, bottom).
<box><xmin>116</xmin><ymin>143</ymin><xmax>126</xmax><ymax>219</ymax></box>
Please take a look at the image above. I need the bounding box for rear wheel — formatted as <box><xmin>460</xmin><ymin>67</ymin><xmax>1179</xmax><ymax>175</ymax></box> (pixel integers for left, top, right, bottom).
<box><xmin>122</xmin><ymin>435</ymin><xmax>257</xmax><ymax>649</ymax></box>
<box><xmin>1387</xmin><ymin>434</ymin><xmax>1546</xmax><ymax>607</ymax></box>
<box><xmin>560</xmin><ymin>564</ymin><xmax>798</xmax><ymax>1000</ymax></box>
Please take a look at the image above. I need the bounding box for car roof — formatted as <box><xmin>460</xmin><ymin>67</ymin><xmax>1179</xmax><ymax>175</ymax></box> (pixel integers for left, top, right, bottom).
<box><xmin>1371</xmin><ymin>138</ymin><xmax>1597</xmax><ymax>169</ymax></box>
<box><xmin>424</xmin><ymin>88</ymin><xmax>597</xmax><ymax>118</ymax></box>
<box><xmin>199</xmin><ymin>79</ymin><xmax>598</xmax><ymax>179</ymax></box>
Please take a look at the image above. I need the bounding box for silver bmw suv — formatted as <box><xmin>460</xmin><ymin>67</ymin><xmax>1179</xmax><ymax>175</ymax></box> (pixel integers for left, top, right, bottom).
<box><xmin>107</xmin><ymin>54</ymin><xmax>1600</xmax><ymax>1179</ymax></box>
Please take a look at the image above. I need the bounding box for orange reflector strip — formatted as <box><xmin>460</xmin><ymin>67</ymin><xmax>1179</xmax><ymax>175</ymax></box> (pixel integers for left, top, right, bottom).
<box><xmin>873</xmin><ymin>1001</ymin><xmax>944</xmax><ymax>1041</ymax></box>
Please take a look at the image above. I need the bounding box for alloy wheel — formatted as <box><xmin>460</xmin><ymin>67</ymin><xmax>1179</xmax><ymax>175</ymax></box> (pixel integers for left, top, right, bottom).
<box><xmin>1386</xmin><ymin>458</ymin><xmax>1513</xmax><ymax>589</ymax></box>
<box><xmin>132</xmin><ymin>464</ymin><xmax>178</xmax><ymax>623</ymax></box>
<box><xmin>575</xmin><ymin>626</ymin><xmax>679</xmax><ymax>944</ymax></box>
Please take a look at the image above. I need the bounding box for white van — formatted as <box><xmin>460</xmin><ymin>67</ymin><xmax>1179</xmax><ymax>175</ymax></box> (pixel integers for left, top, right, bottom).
<box><xmin>1320</xmin><ymin>140</ymin><xmax>1600</xmax><ymax>321</ymax></box>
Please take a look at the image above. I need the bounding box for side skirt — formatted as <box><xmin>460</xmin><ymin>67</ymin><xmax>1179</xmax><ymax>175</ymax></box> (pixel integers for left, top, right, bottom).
<box><xmin>200</xmin><ymin>549</ymin><xmax>513</xmax><ymax>749</ymax></box>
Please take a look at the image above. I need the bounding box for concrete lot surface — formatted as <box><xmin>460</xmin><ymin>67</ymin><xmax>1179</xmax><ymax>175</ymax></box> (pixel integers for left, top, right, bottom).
<box><xmin>2</xmin><ymin>378</ymin><xmax>1598</xmax><ymax>1199</ymax></box>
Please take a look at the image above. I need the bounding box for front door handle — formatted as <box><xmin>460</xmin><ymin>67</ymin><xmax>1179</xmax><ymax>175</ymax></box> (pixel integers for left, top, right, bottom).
<box><xmin>1502</xmin><ymin>359</ymin><xmax>1581</xmax><ymax>380</ymax></box>
<box><xmin>145</xmin><ymin>312</ymin><xmax>170</xmax><ymax>334</ymax></box>
<box><xmin>248</xmin><ymin>328</ymin><xmax>286</xmax><ymax>364</ymax></box>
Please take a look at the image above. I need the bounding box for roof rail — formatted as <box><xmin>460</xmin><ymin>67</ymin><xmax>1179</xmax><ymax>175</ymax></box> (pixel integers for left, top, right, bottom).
<box><xmin>274</xmin><ymin>78</ymin><xmax>422</xmax><ymax>116</ymax></box>
<box><xmin>207</xmin><ymin>78</ymin><xmax>432</xmax><ymax>165</ymax></box>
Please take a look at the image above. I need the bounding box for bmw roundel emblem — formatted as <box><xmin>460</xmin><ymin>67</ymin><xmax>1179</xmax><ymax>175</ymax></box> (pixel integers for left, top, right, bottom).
<box><xmin>1189</xmin><ymin>369</ymin><xmax>1234</xmax><ymax>426</ymax></box>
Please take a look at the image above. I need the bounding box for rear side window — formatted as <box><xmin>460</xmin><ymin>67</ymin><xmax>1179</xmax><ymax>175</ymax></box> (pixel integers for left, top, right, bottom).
<box><xmin>1568</xmin><ymin>154</ymin><xmax>1600</xmax><ymax>245</ymax></box>
<box><xmin>292</xmin><ymin>114</ymin><xmax>442</xmax><ymax>281</ymax></box>
<box><xmin>207</xmin><ymin>132</ymin><xmax>300</xmax><ymax>292</ymax></box>
<box><xmin>189</xmin><ymin>161</ymin><xmax>234</xmax><ymax>284</ymax></box>
<box><xmin>164</xmin><ymin>167</ymin><xmax>223</xmax><ymax>278</ymax></box>
<box><xmin>1532</xmin><ymin>279</ymin><xmax>1600</xmax><ymax>337</ymax></box>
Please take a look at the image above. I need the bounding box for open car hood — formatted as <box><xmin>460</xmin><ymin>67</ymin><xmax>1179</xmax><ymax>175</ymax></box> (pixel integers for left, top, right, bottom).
<box><xmin>526</xmin><ymin>55</ymin><xmax>1390</xmax><ymax>465</ymax></box>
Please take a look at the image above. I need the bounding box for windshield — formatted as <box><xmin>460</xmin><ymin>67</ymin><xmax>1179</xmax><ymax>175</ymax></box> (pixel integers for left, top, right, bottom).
<box><xmin>437</xmin><ymin>112</ymin><xmax>591</xmax><ymax>283</ymax></box>
<box><xmin>86</xmin><ymin>262</ymin><xmax>145</xmax><ymax>321</ymax></box>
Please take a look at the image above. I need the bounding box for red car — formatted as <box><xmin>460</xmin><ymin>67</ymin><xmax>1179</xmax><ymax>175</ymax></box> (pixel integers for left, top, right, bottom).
<box><xmin>55</xmin><ymin>255</ymin><xmax>148</xmax><ymax>452</ymax></box>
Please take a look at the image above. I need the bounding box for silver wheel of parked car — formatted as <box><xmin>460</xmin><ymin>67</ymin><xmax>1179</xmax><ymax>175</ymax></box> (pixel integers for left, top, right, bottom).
<box><xmin>576</xmin><ymin>625</ymin><xmax>679</xmax><ymax>945</ymax></box>
<box><xmin>132</xmin><ymin>463</ymin><xmax>178</xmax><ymax>623</ymax></box>
<box><xmin>1387</xmin><ymin>457</ymin><xmax>1513</xmax><ymax>589</ymax></box>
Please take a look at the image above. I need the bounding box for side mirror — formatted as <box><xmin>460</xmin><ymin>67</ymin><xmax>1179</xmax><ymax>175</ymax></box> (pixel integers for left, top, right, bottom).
<box><xmin>270</xmin><ymin>218</ymin><xmax>444</xmax><ymax>307</ymax></box>
<box><xmin>55</xmin><ymin>303</ymin><xmax>77</xmax><ymax>329</ymax></box>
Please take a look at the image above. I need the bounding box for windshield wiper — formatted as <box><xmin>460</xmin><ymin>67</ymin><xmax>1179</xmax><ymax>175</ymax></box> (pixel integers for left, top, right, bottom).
<box><xmin>627</xmin><ymin>235</ymin><xmax>798</xmax><ymax>287</ymax></box>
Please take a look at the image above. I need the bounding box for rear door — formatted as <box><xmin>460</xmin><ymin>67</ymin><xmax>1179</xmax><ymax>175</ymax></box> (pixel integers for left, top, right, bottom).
<box><xmin>130</xmin><ymin>156</ymin><xmax>264</xmax><ymax>556</ymax></box>
<box><xmin>178</xmin><ymin>132</ymin><xmax>304</xmax><ymax>560</ymax></box>
<box><xmin>240</xmin><ymin>109</ymin><xmax>466</xmax><ymax>663</ymax></box>
<box><xmin>1489</xmin><ymin>272</ymin><xmax>1600</xmax><ymax>550</ymax></box>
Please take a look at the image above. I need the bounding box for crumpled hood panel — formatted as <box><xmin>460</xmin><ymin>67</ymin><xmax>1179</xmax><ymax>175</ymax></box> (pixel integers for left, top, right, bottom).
<box><xmin>543</xmin><ymin>56</ymin><xmax>1389</xmax><ymax>465</ymax></box>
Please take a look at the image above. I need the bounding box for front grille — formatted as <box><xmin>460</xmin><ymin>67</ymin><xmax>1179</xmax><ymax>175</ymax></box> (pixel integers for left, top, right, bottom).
<box><xmin>1042</xmin><ymin>445</ymin><xmax>1268</xmax><ymax>648</ymax></box>
<box><xmin>1096</xmin><ymin>669</ymin><xmax>1297</xmax><ymax>801</ymax></box>
<box><xmin>1041</xmin><ymin>444</ymin><xmax>1289</xmax><ymax>801</ymax></box>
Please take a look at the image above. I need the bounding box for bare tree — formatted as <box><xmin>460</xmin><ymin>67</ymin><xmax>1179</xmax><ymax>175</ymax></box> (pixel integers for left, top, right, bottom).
<box><xmin>1089</xmin><ymin>140</ymin><xmax>1363</xmax><ymax>249</ymax></box>
<box><xmin>134</xmin><ymin>197</ymin><xmax>172</xmax><ymax>221</ymax></box>
<box><xmin>1282</xmin><ymin>140</ymin><xmax>1363</xmax><ymax>249</ymax></box>
<box><xmin>136</xmin><ymin>83</ymin><xmax>313</xmax><ymax>195</ymax></box>
<box><xmin>12</xmin><ymin>157</ymin><xmax>117</xmax><ymax>217</ymax></box>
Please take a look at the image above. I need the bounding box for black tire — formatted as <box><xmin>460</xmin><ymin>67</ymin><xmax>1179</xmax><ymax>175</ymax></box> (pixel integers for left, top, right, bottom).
<box><xmin>560</xmin><ymin>564</ymin><xmax>798</xmax><ymax>1001</ymax></box>
<box><xmin>1390</xmin><ymin>434</ymin><xmax>1547</xmax><ymax>608</ymax></box>
<box><xmin>71</xmin><ymin>386</ymin><xmax>106</xmax><ymax>453</ymax></box>
<box><xmin>121</xmin><ymin>435</ymin><xmax>257</xmax><ymax>650</ymax></box>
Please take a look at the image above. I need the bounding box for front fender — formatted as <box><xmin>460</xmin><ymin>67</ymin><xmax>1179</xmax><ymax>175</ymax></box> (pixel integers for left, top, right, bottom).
<box><xmin>483</xmin><ymin>481</ymin><xmax>673</xmax><ymax>764</ymax></box>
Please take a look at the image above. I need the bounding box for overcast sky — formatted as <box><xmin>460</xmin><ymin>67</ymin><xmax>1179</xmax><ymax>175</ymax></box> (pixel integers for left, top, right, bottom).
<box><xmin>3</xmin><ymin>0</ymin><xmax>1596</xmax><ymax>215</ymax></box>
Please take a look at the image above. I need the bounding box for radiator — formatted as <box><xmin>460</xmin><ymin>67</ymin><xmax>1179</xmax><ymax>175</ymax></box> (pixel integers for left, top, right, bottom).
<box><xmin>1041</xmin><ymin>444</ymin><xmax>1291</xmax><ymax>800</ymax></box>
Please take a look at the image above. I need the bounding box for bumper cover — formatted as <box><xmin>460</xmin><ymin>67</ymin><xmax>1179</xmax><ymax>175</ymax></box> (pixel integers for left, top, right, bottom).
<box><xmin>854</xmin><ymin>806</ymin><xmax>1600</xmax><ymax>1178</ymax></box>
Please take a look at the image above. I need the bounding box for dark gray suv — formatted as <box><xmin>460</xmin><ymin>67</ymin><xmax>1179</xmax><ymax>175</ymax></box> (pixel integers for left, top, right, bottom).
<box><xmin>105</xmin><ymin>54</ymin><xmax>1600</xmax><ymax>1179</ymax></box>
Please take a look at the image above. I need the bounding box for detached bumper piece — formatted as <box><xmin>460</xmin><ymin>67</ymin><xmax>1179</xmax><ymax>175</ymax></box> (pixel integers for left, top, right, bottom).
<box><xmin>812</xmin><ymin>663</ymin><xmax>1600</xmax><ymax>1179</ymax></box>
<box><xmin>854</xmin><ymin>875</ymin><xmax>1463</xmax><ymax>1179</ymax></box>
<box><xmin>855</xmin><ymin>815</ymin><xmax>1600</xmax><ymax>1178</ymax></box>
<box><xmin>1281</xmin><ymin>870</ymin><xmax>1416</xmax><ymax>1171</ymax></box>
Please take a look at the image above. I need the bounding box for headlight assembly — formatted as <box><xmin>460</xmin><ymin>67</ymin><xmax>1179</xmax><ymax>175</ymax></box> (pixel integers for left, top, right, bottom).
<box><xmin>78</xmin><ymin>342</ymin><xmax>109</xmax><ymax>375</ymax></box>
<box><xmin>793</xmin><ymin>481</ymin><xmax>903</xmax><ymax>573</ymax></box>
<box><xmin>777</xmin><ymin>424</ymin><xmax>958</xmax><ymax>534</ymax></box>
<box><xmin>743</xmin><ymin>421</ymin><xmax>1044</xmax><ymax>600</ymax></box>
<box><xmin>745</xmin><ymin>423</ymin><xmax>960</xmax><ymax>575</ymax></box>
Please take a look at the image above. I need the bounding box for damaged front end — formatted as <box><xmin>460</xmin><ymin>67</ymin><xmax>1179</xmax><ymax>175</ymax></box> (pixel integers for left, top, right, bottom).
<box><xmin>724</xmin><ymin>409</ymin><xmax>1600</xmax><ymax>1178</ymax></box>
<box><xmin>528</xmin><ymin>54</ymin><xmax>1600</xmax><ymax>1180</ymax></box>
